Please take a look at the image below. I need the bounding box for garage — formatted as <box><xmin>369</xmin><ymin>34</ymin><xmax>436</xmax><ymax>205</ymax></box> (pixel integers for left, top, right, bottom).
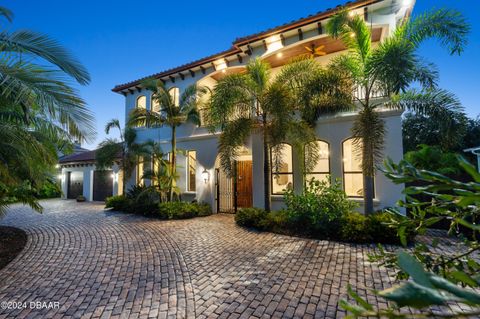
<box><xmin>67</xmin><ymin>171</ymin><xmax>83</xmax><ymax>199</ymax></box>
<box><xmin>59</xmin><ymin>149</ymin><xmax>121</xmax><ymax>202</ymax></box>
<box><xmin>93</xmin><ymin>170</ymin><xmax>113</xmax><ymax>201</ymax></box>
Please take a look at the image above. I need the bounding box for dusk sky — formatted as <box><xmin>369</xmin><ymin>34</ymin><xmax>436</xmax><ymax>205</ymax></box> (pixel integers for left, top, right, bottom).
<box><xmin>6</xmin><ymin>0</ymin><xmax>480</xmax><ymax>149</ymax></box>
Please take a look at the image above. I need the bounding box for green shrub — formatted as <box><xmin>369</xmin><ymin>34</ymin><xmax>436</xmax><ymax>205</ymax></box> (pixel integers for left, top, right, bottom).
<box><xmin>235</xmin><ymin>208</ymin><xmax>268</xmax><ymax>229</ymax></box>
<box><xmin>283</xmin><ymin>178</ymin><xmax>358</xmax><ymax>237</ymax></box>
<box><xmin>262</xmin><ymin>210</ymin><xmax>291</xmax><ymax>234</ymax></box>
<box><xmin>105</xmin><ymin>195</ymin><xmax>130</xmax><ymax>211</ymax></box>
<box><xmin>340</xmin><ymin>212</ymin><xmax>370</xmax><ymax>243</ymax></box>
<box><xmin>158</xmin><ymin>201</ymin><xmax>197</xmax><ymax>219</ymax></box>
<box><xmin>196</xmin><ymin>202</ymin><xmax>213</xmax><ymax>217</ymax></box>
<box><xmin>339</xmin><ymin>211</ymin><xmax>415</xmax><ymax>244</ymax></box>
<box><xmin>404</xmin><ymin>144</ymin><xmax>461</xmax><ymax>175</ymax></box>
<box><xmin>367</xmin><ymin>211</ymin><xmax>415</xmax><ymax>244</ymax></box>
<box><xmin>131</xmin><ymin>186</ymin><xmax>160</xmax><ymax>216</ymax></box>
<box><xmin>35</xmin><ymin>180</ymin><xmax>61</xmax><ymax>198</ymax></box>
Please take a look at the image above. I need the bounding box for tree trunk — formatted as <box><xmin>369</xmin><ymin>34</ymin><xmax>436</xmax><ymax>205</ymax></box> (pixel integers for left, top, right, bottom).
<box><xmin>262</xmin><ymin>126</ymin><xmax>271</xmax><ymax>212</ymax></box>
<box><xmin>363</xmin><ymin>174</ymin><xmax>374</xmax><ymax>215</ymax></box>
<box><xmin>169</xmin><ymin>126</ymin><xmax>176</xmax><ymax>201</ymax></box>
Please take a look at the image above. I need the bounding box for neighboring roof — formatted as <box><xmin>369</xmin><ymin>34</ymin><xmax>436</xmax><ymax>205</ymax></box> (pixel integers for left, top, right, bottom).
<box><xmin>112</xmin><ymin>0</ymin><xmax>380</xmax><ymax>93</ymax></box>
<box><xmin>73</xmin><ymin>144</ymin><xmax>89</xmax><ymax>154</ymax></box>
<box><xmin>59</xmin><ymin>149</ymin><xmax>98</xmax><ymax>164</ymax></box>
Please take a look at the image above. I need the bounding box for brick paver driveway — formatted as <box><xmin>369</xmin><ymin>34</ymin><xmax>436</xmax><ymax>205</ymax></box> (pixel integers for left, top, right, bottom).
<box><xmin>0</xmin><ymin>200</ymin><xmax>394</xmax><ymax>319</ymax></box>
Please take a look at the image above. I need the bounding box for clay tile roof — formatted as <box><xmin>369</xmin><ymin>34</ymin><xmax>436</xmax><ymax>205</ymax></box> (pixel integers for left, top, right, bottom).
<box><xmin>112</xmin><ymin>0</ymin><xmax>379</xmax><ymax>93</ymax></box>
<box><xmin>59</xmin><ymin>150</ymin><xmax>98</xmax><ymax>164</ymax></box>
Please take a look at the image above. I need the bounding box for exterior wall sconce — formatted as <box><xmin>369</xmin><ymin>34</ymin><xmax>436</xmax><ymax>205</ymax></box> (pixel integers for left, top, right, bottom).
<box><xmin>201</xmin><ymin>169</ymin><xmax>210</xmax><ymax>184</ymax></box>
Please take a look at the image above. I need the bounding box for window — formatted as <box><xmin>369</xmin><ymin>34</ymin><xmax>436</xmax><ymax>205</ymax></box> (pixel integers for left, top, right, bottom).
<box><xmin>169</xmin><ymin>87</ymin><xmax>180</xmax><ymax>107</ymax></box>
<box><xmin>305</xmin><ymin>140</ymin><xmax>330</xmax><ymax>183</ymax></box>
<box><xmin>342</xmin><ymin>138</ymin><xmax>367</xmax><ymax>197</ymax></box>
<box><xmin>187</xmin><ymin>151</ymin><xmax>196</xmax><ymax>192</ymax></box>
<box><xmin>136</xmin><ymin>95</ymin><xmax>146</xmax><ymax>109</ymax></box>
<box><xmin>271</xmin><ymin>143</ymin><xmax>293</xmax><ymax>194</ymax></box>
<box><xmin>151</xmin><ymin>93</ymin><xmax>160</xmax><ymax>113</ymax></box>
<box><xmin>136</xmin><ymin>157</ymin><xmax>145</xmax><ymax>185</ymax></box>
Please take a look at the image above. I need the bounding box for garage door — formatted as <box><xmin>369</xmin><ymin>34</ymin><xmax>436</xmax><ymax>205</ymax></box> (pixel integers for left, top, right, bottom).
<box><xmin>67</xmin><ymin>171</ymin><xmax>83</xmax><ymax>199</ymax></box>
<box><xmin>93</xmin><ymin>170</ymin><xmax>113</xmax><ymax>201</ymax></box>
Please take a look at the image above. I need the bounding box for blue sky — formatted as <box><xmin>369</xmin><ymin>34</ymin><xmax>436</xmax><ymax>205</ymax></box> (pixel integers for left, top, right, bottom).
<box><xmin>6</xmin><ymin>0</ymin><xmax>480</xmax><ymax>149</ymax></box>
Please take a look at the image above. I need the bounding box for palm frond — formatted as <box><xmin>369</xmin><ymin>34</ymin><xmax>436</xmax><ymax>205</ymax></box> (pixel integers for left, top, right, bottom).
<box><xmin>218</xmin><ymin>117</ymin><xmax>254</xmax><ymax>177</ymax></box>
<box><xmin>0</xmin><ymin>6</ymin><xmax>13</xmax><ymax>22</ymax></box>
<box><xmin>403</xmin><ymin>8</ymin><xmax>470</xmax><ymax>55</ymax></box>
<box><xmin>0</xmin><ymin>30</ymin><xmax>91</xmax><ymax>84</ymax></box>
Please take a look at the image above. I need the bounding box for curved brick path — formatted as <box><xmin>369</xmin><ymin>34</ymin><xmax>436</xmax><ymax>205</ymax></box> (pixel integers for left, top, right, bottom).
<box><xmin>0</xmin><ymin>200</ymin><xmax>395</xmax><ymax>319</ymax></box>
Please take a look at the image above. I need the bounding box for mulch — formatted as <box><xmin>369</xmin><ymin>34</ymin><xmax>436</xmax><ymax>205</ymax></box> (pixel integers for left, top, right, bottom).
<box><xmin>0</xmin><ymin>226</ymin><xmax>27</xmax><ymax>270</ymax></box>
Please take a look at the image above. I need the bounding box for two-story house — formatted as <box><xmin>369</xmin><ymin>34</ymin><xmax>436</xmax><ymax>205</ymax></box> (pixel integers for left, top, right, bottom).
<box><xmin>109</xmin><ymin>0</ymin><xmax>413</xmax><ymax>212</ymax></box>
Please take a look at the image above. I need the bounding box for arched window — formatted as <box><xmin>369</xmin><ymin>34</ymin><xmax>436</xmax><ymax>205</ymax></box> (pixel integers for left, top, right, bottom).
<box><xmin>271</xmin><ymin>143</ymin><xmax>293</xmax><ymax>194</ymax></box>
<box><xmin>136</xmin><ymin>95</ymin><xmax>146</xmax><ymax>109</ymax></box>
<box><xmin>305</xmin><ymin>140</ymin><xmax>330</xmax><ymax>183</ymax></box>
<box><xmin>169</xmin><ymin>87</ymin><xmax>180</xmax><ymax>107</ymax></box>
<box><xmin>342</xmin><ymin>138</ymin><xmax>368</xmax><ymax>197</ymax></box>
<box><xmin>151</xmin><ymin>93</ymin><xmax>160</xmax><ymax>113</ymax></box>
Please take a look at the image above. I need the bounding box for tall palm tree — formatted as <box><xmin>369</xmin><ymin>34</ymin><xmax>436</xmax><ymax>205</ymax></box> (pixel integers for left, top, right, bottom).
<box><xmin>209</xmin><ymin>58</ymin><xmax>351</xmax><ymax>212</ymax></box>
<box><xmin>0</xmin><ymin>6</ymin><xmax>94</xmax><ymax>213</ymax></box>
<box><xmin>327</xmin><ymin>8</ymin><xmax>469</xmax><ymax>214</ymax></box>
<box><xmin>128</xmin><ymin>80</ymin><xmax>206</xmax><ymax>201</ymax></box>
<box><xmin>96</xmin><ymin>119</ymin><xmax>148</xmax><ymax>195</ymax></box>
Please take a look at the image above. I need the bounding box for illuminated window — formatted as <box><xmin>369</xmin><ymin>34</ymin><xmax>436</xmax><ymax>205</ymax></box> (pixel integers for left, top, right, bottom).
<box><xmin>169</xmin><ymin>87</ymin><xmax>180</xmax><ymax>107</ymax></box>
<box><xmin>342</xmin><ymin>138</ymin><xmax>369</xmax><ymax>197</ymax></box>
<box><xmin>136</xmin><ymin>95</ymin><xmax>146</xmax><ymax>109</ymax></box>
<box><xmin>151</xmin><ymin>93</ymin><xmax>160</xmax><ymax>113</ymax></box>
<box><xmin>271</xmin><ymin>143</ymin><xmax>293</xmax><ymax>194</ymax></box>
<box><xmin>305</xmin><ymin>140</ymin><xmax>330</xmax><ymax>183</ymax></box>
<box><xmin>187</xmin><ymin>151</ymin><xmax>196</xmax><ymax>192</ymax></box>
<box><xmin>136</xmin><ymin>157</ymin><xmax>145</xmax><ymax>185</ymax></box>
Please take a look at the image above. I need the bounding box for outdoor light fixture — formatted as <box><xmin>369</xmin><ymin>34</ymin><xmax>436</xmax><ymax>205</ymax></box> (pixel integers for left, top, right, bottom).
<box><xmin>55</xmin><ymin>164</ymin><xmax>60</xmax><ymax>169</ymax></box>
<box><xmin>57</xmin><ymin>174</ymin><xmax>62</xmax><ymax>180</ymax></box>
<box><xmin>349</xmin><ymin>11</ymin><xmax>355</xmax><ymax>17</ymax></box>
<box><xmin>201</xmin><ymin>169</ymin><xmax>210</xmax><ymax>184</ymax></box>
<box><xmin>276</xmin><ymin>52</ymin><xmax>283</xmax><ymax>58</ymax></box>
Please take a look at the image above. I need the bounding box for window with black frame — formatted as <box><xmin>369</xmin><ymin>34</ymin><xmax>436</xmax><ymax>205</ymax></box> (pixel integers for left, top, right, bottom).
<box><xmin>271</xmin><ymin>143</ymin><xmax>293</xmax><ymax>194</ymax></box>
<box><xmin>342</xmin><ymin>138</ymin><xmax>369</xmax><ymax>197</ymax></box>
<box><xmin>305</xmin><ymin>140</ymin><xmax>330</xmax><ymax>184</ymax></box>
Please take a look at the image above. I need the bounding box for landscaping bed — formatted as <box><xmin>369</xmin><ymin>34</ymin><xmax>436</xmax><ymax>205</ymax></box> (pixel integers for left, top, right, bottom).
<box><xmin>0</xmin><ymin>226</ymin><xmax>27</xmax><ymax>270</ymax></box>
<box><xmin>105</xmin><ymin>185</ymin><xmax>212</xmax><ymax>220</ymax></box>
<box><xmin>235</xmin><ymin>179</ymin><xmax>415</xmax><ymax>245</ymax></box>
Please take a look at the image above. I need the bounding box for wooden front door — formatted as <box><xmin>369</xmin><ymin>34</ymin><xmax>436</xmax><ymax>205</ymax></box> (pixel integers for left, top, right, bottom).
<box><xmin>236</xmin><ymin>161</ymin><xmax>252</xmax><ymax>208</ymax></box>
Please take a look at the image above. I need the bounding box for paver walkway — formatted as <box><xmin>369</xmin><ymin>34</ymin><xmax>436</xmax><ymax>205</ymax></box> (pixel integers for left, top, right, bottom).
<box><xmin>0</xmin><ymin>200</ymin><xmax>396</xmax><ymax>319</ymax></box>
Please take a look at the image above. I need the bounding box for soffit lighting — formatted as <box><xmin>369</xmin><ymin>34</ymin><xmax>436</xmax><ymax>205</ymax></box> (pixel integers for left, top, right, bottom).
<box><xmin>213</xmin><ymin>59</ymin><xmax>227</xmax><ymax>72</ymax></box>
<box><xmin>265</xmin><ymin>35</ymin><xmax>284</xmax><ymax>53</ymax></box>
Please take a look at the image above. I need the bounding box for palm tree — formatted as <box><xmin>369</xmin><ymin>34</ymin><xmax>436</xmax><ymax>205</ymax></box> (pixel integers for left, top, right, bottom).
<box><xmin>140</xmin><ymin>140</ymin><xmax>177</xmax><ymax>202</ymax></box>
<box><xmin>209</xmin><ymin>58</ymin><xmax>351</xmax><ymax>212</ymax></box>
<box><xmin>326</xmin><ymin>8</ymin><xmax>469</xmax><ymax>214</ymax></box>
<box><xmin>96</xmin><ymin>119</ymin><xmax>148</xmax><ymax>195</ymax></box>
<box><xmin>128</xmin><ymin>80</ymin><xmax>206</xmax><ymax>201</ymax></box>
<box><xmin>0</xmin><ymin>6</ymin><xmax>94</xmax><ymax>213</ymax></box>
